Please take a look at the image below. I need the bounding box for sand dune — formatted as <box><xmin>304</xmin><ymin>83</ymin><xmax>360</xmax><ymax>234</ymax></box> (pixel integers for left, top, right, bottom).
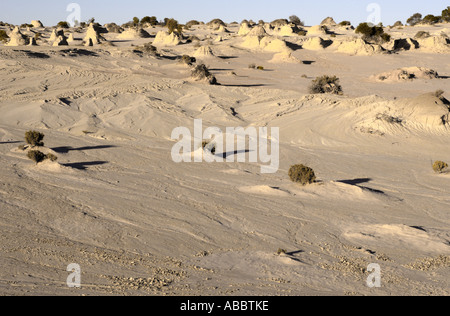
<box><xmin>0</xmin><ymin>20</ymin><xmax>449</xmax><ymax>296</ymax></box>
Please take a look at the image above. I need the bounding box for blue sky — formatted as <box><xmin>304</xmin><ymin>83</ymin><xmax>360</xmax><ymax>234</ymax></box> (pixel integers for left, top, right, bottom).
<box><xmin>0</xmin><ymin>0</ymin><xmax>448</xmax><ymax>26</ymax></box>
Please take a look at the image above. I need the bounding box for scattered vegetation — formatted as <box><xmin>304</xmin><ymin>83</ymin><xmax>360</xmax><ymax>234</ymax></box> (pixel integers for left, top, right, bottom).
<box><xmin>443</xmin><ymin>6</ymin><xmax>450</xmax><ymax>22</ymax></box>
<box><xmin>277</xmin><ymin>248</ymin><xmax>287</xmax><ymax>255</ymax></box>
<box><xmin>25</xmin><ymin>131</ymin><xmax>45</xmax><ymax>147</ymax></box>
<box><xmin>140</xmin><ymin>16</ymin><xmax>158</xmax><ymax>26</ymax></box>
<box><xmin>27</xmin><ymin>150</ymin><xmax>58</xmax><ymax>164</ymax></box>
<box><xmin>57</xmin><ymin>21</ymin><xmax>70</xmax><ymax>29</ymax></box>
<box><xmin>309</xmin><ymin>75</ymin><xmax>343</xmax><ymax>95</ymax></box>
<box><xmin>407</xmin><ymin>13</ymin><xmax>423</xmax><ymax>26</ymax></box>
<box><xmin>256</xmin><ymin>66</ymin><xmax>265</xmax><ymax>71</ymax></box>
<box><xmin>432</xmin><ymin>161</ymin><xmax>448</xmax><ymax>173</ymax></box>
<box><xmin>355</xmin><ymin>22</ymin><xmax>391</xmax><ymax>43</ymax></box>
<box><xmin>289</xmin><ymin>15</ymin><xmax>305</xmax><ymax>26</ymax></box>
<box><xmin>414</xmin><ymin>31</ymin><xmax>431</xmax><ymax>39</ymax></box>
<box><xmin>339</xmin><ymin>21</ymin><xmax>352</xmax><ymax>26</ymax></box>
<box><xmin>422</xmin><ymin>14</ymin><xmax>441</xmax><ymax>25</ymax></box>
<box><xmin>0</xmin><ymin>30</ymin><xmax>9</xmax><ymax>43</ymax></box>
<box><xmin>180</xmin><ymin>55</ymin><xmax>196</xmax><ymax>66</ymax></box>
<box><xmin>288</xmin><ymin>164</ymin><xmax>316</xmax><ymax>185</ymax></box>
<box><xmin>166</xmin><ymin>18</ymin><xmax>182</xmax><ymax>34</ymax></box>
<box><xmin>27</xmin><ymin>150</ymin><xmax>47</xmax><ymax>164</ymax></box>
<box><xmin>202</xmin><ymin>141</ymin><xmax>216</xmax><ymax>154</ymax></box>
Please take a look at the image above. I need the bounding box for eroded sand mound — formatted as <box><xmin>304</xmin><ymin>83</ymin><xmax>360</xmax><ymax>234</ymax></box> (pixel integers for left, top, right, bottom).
<box><xmin>193</xmin><ymin>45</ymin><xmax>214</xmax><ymax>58</ymax></box>
<box><xmin>152</xmin><ymin>31</ymin><xmax>181</xmax><ymax>46</ymax></box>
<box><xmin>31</xmin><ymin>20</ymin><xmax>43</xmax><ymax>28</ymax></box>
<box><xmin>302</xmin><ymin>37</ymin><xmax>329</xmax><ymax>50</ymax></box>
<box><xmin>117</xmin><ymin>27</ymin><xmax>151</xmax><ymax>40</ymax></box>
<box><xmin>6</xmin><ymin>27</ymin><xmax>28</xmax><ymax>46</ymax></box>
<box><xmin>417</xmin><ymin>35</ymin><xmax>450</xmax><ymax>53</ymax></box>
<box><xmin>307</xmin><ymin>25</ymin><xmax>328</xmax><ymax>36</ymax></box>
<box><xmin>331</xmin><ymin>37</ymin><xmax>385</xmax><ymax>55</ymax></box>
<box><xmin>84</xmin><ymin>23</ymin><xmax>106</xmax><ymax>45</ymax></box>
<box><xmin>372</xmin><ymin>67</ymin><xmax>440</xmax><ymax>82</ymax></box>
<box><xmin>238</xmin><ymin>22</ymin><xmax>252</xmax><ymax>36</ymax></box>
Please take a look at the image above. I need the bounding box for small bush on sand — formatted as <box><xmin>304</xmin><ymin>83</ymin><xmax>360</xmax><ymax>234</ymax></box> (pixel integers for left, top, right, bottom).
<box><xmin>289</xmin><ymin>164</ymin><xmax>316</xmax><ymax>185</ymax></box>
<box><xmin>414</xmin><ymin>31</ymin><xmax>431</xmax><ymax>39</ymax></box>
<box><xmin>248</xmin><ymin>63</ymin><xmax>256</xmax><ymax>69</ymax></box>
<box><xmin>0</xmin><ymin>30</ymin><xmax>9</xmax><ymax>43</ymax></box>
<box><xmin>191</xmin><ymin>64</ymin><xmax>218</xmax><ymax>85</ymax></box>
<box><xmin>339</xmin><ymin>21</ymin><xmax>352</xmax><ymax>26</ymax></box>
<box><xmin>433</xmin><ymin>161</ymin><xmax>448</xmax><ymax>173</ymax></box>
<box><xmin>45</xmin><ymin>153</ymin><xmax>58</xmax><ymax>162</ymax></box>
<box><xmin>309</xmin><ymin>75</ymin><xmax>343</xmax><ymax>95</ymax></box>
<box><xmin>355</xmin><ymin>22</ymin><xmax>391</xmax><ymax>43</ymax></box>
<box><xmin>407</xmin><ymin>13</ymin><xmax>423</xmax><ymax>26</ymax></box>
<box><xmin>180</xmin><ymin>55</ymin><xmax>196</xmax><ymax>66</ymax></box>
<box><xmin>256</xmin><ymin>66</ymin><xmax>264</xmax><ymax>70</ymax></box>
<box><xmin>202</xmin><ymin>141</ymin><xmax>216</xmax><ymax>154</ymax></box>
<box><xmin>25</xmin><ymin>131</ymin><xmax>44</xmax><ymax>147</ymax></box>
<box><xmin>166</xmin><ymin>18</ymin><xmax>182</xmax><ymax>34</ymax></box>
<box><xmin>27</xmin><ymin>150</ymin><xmax>46</xmax><ymax>164</ymax></box>
<box><xmin>57</xmin><ymin>21</ymin><xmax>70</xmax><ymax>29</ymax></box>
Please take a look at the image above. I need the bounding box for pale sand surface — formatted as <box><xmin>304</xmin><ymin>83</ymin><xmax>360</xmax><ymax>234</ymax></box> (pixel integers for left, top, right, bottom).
<box><xmin>0</xmin><ymin>22</ymin><xmax>449</xmax><ymax>295</ymax></box>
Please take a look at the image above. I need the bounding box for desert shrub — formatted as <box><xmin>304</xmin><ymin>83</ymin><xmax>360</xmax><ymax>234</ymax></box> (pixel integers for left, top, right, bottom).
<box><xmin>297</xmin><ymin>30</ymin><xmax>307</xmax><ymax>36</ymax></box>
<box><xmin>25</xmin><ymin>131</ymin><xmax>44</xmax><ymax>147</ymax></box>
<box><xmin>309</xmin><ymin>75</ymin><xmax>343</xmax><ymax>95</ymax></box>
<box><xmin>207</xmin><ymin>19</ymin><xmax>226</xmax><ymax>27</ymax></box>
<box><xmin>434</xmin><ymin>89</ymin><xmax>445</xmax><ymax>98</ymax></box>
<box><xmin>57</xmin><ymin>21</ymin><xmax>70</xmax><ymax>28</ymax></box>
<box><xmin>433</xmin><ymin>161</ymin><xmax>448</xmax><ymax>173</ymax></box>
<box><xmin>191</xmin><ymin>64</ymin><xmax>217</xmax><ymax>85</ymax></box>
<box><xmin>393</xmin><ymin>21</ymin><xmax>404</xmax><ymax>27</ymax></box>
<box><xmin>166</xmin><ymin>18</ymin><xmax>182</xmax><ymax>34</ymax></box>
<box><xmin>256</xmin><ymin>66</ymin><xmax>264</xmax><ymax>70</ymax></box>
<box><xmin>407</xmin><ymin>13</ymin><xmax>423</xmax><ymax>26</ymax></box>
<box><xmin>133</xmin><ymin>17</ymin><xmax>140</xmax><ymax>26</ymax></box>
<box><xmin>248</xmin><ymin>63</ymin><xmax>256</xmax><ymax>69</ymax></box>
<box><xmin>271</xmin><ymin>19</ymin><xmax>289</xmax><ymax>27</ymax></box>
<box><xmin>288</xmin><ymin>164</ymin><xmax>316</xmax><ymax>185</ymax></box>
<box><xmin>140</xmin><ymin>16</ymin><xmax>158</xmax><ymax>26</ymax></box>
<box><xmin>339</xmin><ymin>21</ymin><xmax>352</xmax><ymax>26</ymax></box>
<box><xmin>27</xmin><ymin>150</ymin><xmax>46</xmax><ymax>164</ymax></box>
<box><xmin>277</xmin><ymin>248</ymin><xmax>287</xmax><ymax>255</ymax></box>
<box><xmin>289</xmin><ymin>15</ymin><xmax>304</xmax><ymax>26</ymax></box>
<box><xmin>186</xmin><ymin>20</ymin><xmax>201</xmax><ymax>29</ymax></box>
<box><xmin>355</xmin><ymin>22</ymin><xmax>390</xmax><ymax>43</ymax></box>
<box><xmin>180</xmin><ymin>55</ymin><xmax>196</xmax><ymax>66</ymax></box>
<box><xmin>202</xmin><ymin>141</ymin><xmax>216</xmax><ymax>154</ymax></box>
<box><xmin>0</xmin><ymin>30</ymin><xmax>9</xmax><ymax>42</ymax></box>
<box><xmin>443</xmin><ymin>6</ymin><xmax>450</xmax><ymax>22</ymax></box>
<box><xmin>45</xmin><ymin>153</ymin><xmax>58</xmax><ymax>162</ymax></box>
<box><xmin>414</xmin><ymin>31</ymin><xmax>431</xmax><ymax>39</ymax></box>
<box><xmin>422</xmin><ymin>14</ymin><xmax>441</xmax><ymax>25</ymax></box>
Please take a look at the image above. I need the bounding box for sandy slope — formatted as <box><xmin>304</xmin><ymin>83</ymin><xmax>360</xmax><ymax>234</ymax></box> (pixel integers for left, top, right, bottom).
<box><xmin>0</xmin><ymin>22</ymin><xmax>449</xmax><ymax>296</ymax></box>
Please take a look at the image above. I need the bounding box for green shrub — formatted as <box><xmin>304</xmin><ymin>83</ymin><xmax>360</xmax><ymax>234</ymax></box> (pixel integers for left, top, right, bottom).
<box><xmin>355</xmin><ymin>22</ymin><xmax>390</xmax><ymax>43</ymax></box>
<box><xmin>309</xmin><ymin>75</ymin><xmax>343</xmax><ymax>95</ymax></box>
<box><xmin>57</xmin><ymin>21</ymin><xmax>70</xmax><ymax>28</ymax></box>
<box><xmin>180</xmin><ymin>55</ymin><xmax>196</xmax><ymax>66</ymax></box>
<box><xmin>166</xmin><ymin>18</ymin><xmax>182</xmax><ymax>34</ymax></box>
<box><xmin>407</xmin><ymin>13</ymin><xmax>422</xmax><ymax>26</ymax></box>
<box><xmin>414</xmin><ymin>31</ymin><xmax>431</xmax><ymax>39</ymax></box>
<box><xmin>46</xmin><ymin>153</ymin><xmax>58</xmax><ymax>162</ymax></box>
<box><xmin>27</xmin><ymin>150</ymin><xmax>46</xmax><ymax>164</ymax></box>
<box><xmin>289</xmin><ymin>15</ymin><xmax>304</xmax><ymax>26</ymax></box>
<box><xmin>256</xmin><ymin>66</ymin><xmax>264</xmax><ymax>70</ymax></box>
<box><xmin>289</xmin><ymin>164</ymin><xmax>316</xmax><ymax>185</ymax></box>
<box><xmin>25</xmin><ymin>131</ymin><xmax>44</xmax><ymax>147</ymax></box>
<box><xmin>422</xmin><ymin>14</ymin><xmax>441</xmax><ymax>25</ymax></box>
<box><xmin>433</xmin><ymin>161</ymin><xmax>448</xmax><ymax>173</ymax></box>
<box><xmin>443</xmin><ymin>6</ymin><xmax>450</xmax><ymax>22</ymax></box>
<box><xmin>0</xmin><ymin>30</ymin><xmax>9</xmax><ymax>43</ymax></box>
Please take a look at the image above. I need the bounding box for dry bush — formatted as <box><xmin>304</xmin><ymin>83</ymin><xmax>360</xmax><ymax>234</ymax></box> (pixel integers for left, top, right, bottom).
<box><xmin>27</xmin><ymin>150</ymin><xmax>46</xmax><ymax>164</ymax></box>
<box><xmin>433</xmin><ymin>161</ymin><xmax>448</xmax><ymax>173</ymax></box>
<box><xmin>309</xmin><ymin>75</ymin><xmax>343</xmax><ymax>95</ymax></box>
<box><xmin>180</xmin><ymin>55</ymin><xmax>196</xmax><ymax>66</ymax></box>
<box><xmin>25</xmin><ymin>131</ymin><xmax>45</xmax><ymax>147</ymax></box>
<box><xmin>202</xmin><ymin>141</ymin><xmax>216</xmax><ymax>154</ymax></box>
<box><xmin>288</xmin><ymin>164</ymin><xmax>316</xmax><ymax>185</ymax></box>
<box><xmin>0</xmin><ymin>30</ymin><xmax>9</xmax><ymax>43</ymax></box>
